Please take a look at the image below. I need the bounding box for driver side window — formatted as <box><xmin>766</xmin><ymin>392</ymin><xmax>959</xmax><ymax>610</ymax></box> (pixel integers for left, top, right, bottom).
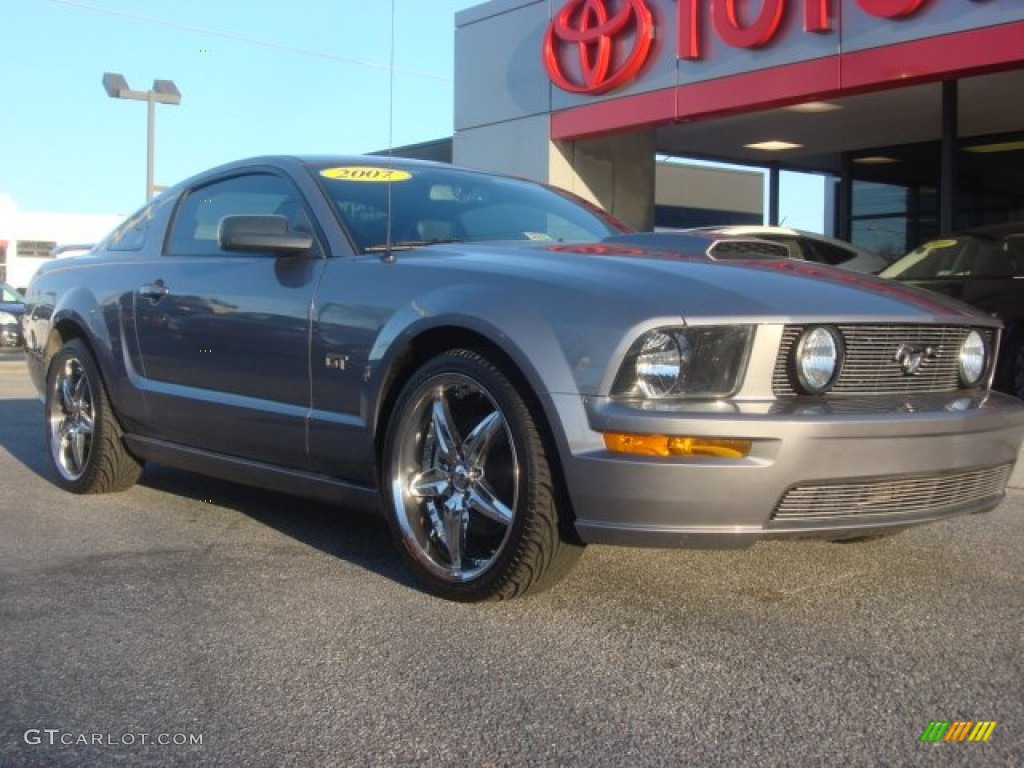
<box><xmin>166</xmin><ymin>173</ymin><xmax>313</xmax><ymax>255</ymax></box>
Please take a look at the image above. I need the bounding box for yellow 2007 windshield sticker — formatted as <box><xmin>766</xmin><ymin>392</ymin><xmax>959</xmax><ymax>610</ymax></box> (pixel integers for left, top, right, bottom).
<box><xmin>320</xmin><ymin>167</ymin><xmax>411</xmax><ymax>182</ymax></box>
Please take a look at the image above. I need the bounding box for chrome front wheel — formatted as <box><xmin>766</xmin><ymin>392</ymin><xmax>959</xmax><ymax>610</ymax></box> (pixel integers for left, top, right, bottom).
<box><xmin>384</xmin><ymin>349</ymin><xmax>581</xmax><ymax>600</ymax></box>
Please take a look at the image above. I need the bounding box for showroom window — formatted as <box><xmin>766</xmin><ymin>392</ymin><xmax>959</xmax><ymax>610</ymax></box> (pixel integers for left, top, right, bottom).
<box><xmin>17</xmin><ymin>240</ymin><xmax>58</xmax><ymax>259</ymax></box>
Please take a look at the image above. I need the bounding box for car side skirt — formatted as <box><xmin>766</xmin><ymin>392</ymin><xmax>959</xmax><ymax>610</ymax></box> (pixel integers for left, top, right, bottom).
<box><xmin>123</xmin><ymin>435</ymin><xmax>383</xmax><ymax>515</ymax></box>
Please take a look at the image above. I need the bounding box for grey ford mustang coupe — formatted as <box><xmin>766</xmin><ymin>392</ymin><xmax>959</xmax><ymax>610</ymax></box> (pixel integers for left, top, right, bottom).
<box><xmin>23</xmin><ymin>156</ymin><xmax>1024</xmax><ymax>601</ymax></box>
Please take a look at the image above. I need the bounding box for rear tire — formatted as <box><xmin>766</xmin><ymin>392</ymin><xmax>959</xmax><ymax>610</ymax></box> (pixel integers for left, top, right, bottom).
<box><xmin>383</xmin><ymin>349</ymin><xmax>582</xmax><ymax>601</ymax></box>
<box><xmin>45</xmin><ymin>339</ymin><xmax>143</xmax><ymax>494</ymax></box>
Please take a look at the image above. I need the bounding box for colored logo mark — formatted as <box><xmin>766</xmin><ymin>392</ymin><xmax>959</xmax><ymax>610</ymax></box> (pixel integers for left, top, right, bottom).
<box><xmin>543</xmin><ymin>0</ymin><xmax>654</xmax><ymax>95</ymax></box>
<box><xmin>920</xmin><ymin>720</ymin><xmax>997</xmax><ymax>743</ymax></box>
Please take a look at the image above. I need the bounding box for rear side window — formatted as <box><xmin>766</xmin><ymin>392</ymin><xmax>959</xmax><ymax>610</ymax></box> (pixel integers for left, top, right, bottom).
<box><xmin>166</xmin><ymin>173</ymin><xmax>313</xmax><ymax>255</ymax></box>
<box><xmin>106</xmin><ymin>199</ymin><xmax>165</xmax><ymax>251</ymax></box>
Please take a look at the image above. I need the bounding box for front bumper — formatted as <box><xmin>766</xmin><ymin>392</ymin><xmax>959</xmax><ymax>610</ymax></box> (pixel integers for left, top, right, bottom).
<box><xmin>565</xmin><ymin>391</ymin><xmax>1024</xmax><ymax>548</ymax></box>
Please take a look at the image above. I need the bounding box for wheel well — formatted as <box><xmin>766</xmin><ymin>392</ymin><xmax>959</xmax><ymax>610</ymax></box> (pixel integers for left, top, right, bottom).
<box><xmin>45</xmin><ymin>320</ymin><xmax>86</xmax><ymax>365</ymax></box>
<box><xmin>375</xmin><ymin>326</ymin><xmax>582</xmax><ymax>543</ymax></box>
<box><xmin>44</xmin><ymin>321</ymin><xmax>112</xmax><ymax>411</ymax></box>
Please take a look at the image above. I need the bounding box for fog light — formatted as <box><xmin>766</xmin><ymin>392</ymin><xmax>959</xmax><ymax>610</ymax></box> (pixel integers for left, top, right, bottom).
<box><xmin>958</xmin><ymin>329</ymin><xmax>986</xmax><ymax>386</ymax></box>
<box><xmin>794</xmin><ymin>326</ymin><xmax>842</xmax><ymax>394</ymax></box>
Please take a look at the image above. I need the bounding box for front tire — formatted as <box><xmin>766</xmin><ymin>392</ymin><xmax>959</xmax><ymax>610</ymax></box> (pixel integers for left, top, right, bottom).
<box><xmin>45</xmin><ymin>338</ymin><xmax>143</xmax><ymax>494</ymax></box>
<box><xmin>383</xmin><ymin>349</ymin><xmax>581</xmax><ymax>601</ymax></box>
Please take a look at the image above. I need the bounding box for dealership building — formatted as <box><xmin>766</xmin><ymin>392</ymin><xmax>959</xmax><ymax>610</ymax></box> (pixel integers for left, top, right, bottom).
<box><xmin>450</xmin><ymin>0</ymin><xmax>1024</xmax><ymax>258</ymax></box>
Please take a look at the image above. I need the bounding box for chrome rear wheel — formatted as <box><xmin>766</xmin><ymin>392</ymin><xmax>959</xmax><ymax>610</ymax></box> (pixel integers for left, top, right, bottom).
<box><xmin>44</xmin><ymin>339</ymin><xmax>143</xmax><ymax>494</ymax></box>
<box><xmin>49</xmin><ymin>354</ymin><xmax>95</xmax><ymax>482</ymax></box>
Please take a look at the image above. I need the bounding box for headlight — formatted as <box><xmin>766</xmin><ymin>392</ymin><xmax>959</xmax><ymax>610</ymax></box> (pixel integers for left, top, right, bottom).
<box><xmin>633</xmin><ymin>331</ymin><xmax>684</xmax><ymax>397</ymax></box>
<box><xmin>0</xmin><ymin>311</ymin><xmax>16</xmax><ymax>325</ymax></box>
<box><xmin>794</xmin><ymin>326</ymin><xmax>843</xmax><ymax>394</ymax></box>
<box><xmin>613</xmin><ymin>326</ymin><xmax>753</xmax><ymax>399</ymax></box>
<box><xmin>958</xmin><ymin>329</ymin><xmax>986</xmax><ymax>386</ymax></box>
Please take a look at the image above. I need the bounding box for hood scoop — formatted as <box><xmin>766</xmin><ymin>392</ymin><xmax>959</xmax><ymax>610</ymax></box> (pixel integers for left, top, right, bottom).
<box><xmin>706</xmin><ymin>238</ymin><xmax>789</xmax><ymax>261</ymax></box>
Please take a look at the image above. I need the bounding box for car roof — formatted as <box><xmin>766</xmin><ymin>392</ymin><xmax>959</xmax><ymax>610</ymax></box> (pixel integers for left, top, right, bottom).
<box><xmin>184</xmin><ymin>155</ymin><xmax>476</xmax><ymax>179</ymax></box>
<box><xmin>157</xmin><ymin>155</ymin><xmax>538</xmax><ymax>203</ymax></box>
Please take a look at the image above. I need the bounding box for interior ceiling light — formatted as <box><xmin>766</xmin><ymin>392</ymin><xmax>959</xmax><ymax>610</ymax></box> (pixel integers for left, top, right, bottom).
<box><xmin>853</xmin><ymin>156</ymin><xmax>900</xmax><ymax>165</ymax></box>
<box><xmin>744</xmin><ymin>140</ymin><xmax>804</xmax><ymax>151</ymax></box>
<box><xmin>965</xmin><ymin>140</ymin><xmax>1024</xmax><ymax>154</ymax></box>
<box><xmin>784</xmin><ymin>102</ymin><xmax>842</xmax><ymax>113</ymax></box>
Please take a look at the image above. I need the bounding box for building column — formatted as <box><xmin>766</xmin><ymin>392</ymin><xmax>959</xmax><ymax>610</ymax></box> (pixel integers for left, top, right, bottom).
<box><xmin>550</xmin><ymin>130</ymin><xmax>656</xmax><ymax>231</ymax></box>
<box><xmin>837</xmin><ymin>152</ymin><xmax>853</xmax><ymax>241</ymax></box>
<box><xmin>767</xmin><ymin>162</ymin><xmax>780</xmax><ymax>226</ymax></box>
<box><xmin>939</xmin><ymin>80</ymin><xmax>959</xmax><ymax>236</ymax></box>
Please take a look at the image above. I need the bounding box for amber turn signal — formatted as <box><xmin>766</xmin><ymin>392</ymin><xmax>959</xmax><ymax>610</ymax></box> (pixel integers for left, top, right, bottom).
<box><xmin>603</xmin><ymin>433</ymin><xmax>752</xmax><ymax>458</ymax></box>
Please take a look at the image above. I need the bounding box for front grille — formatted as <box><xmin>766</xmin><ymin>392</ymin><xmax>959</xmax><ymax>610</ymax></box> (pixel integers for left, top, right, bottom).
<box><xmin>773</xmin><ymin>325</ymin><xmax>995</xmax><ymax>396</ymax></box>
<box><xmin>772</xmin><ymin>464</ymin><xmax>1012</xmax><ymax>522</ymax></box>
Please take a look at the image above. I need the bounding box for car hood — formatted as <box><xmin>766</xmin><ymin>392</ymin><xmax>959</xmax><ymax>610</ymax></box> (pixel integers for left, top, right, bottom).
<box><xmin>0</xmin><ymin>301</ymin><xmax>24</xmax><ymax>317</ymax></box>
<box><xmin>408</xmin><ymin>241</ymin><xmax>991</xmax><ymax>325</ymax></box>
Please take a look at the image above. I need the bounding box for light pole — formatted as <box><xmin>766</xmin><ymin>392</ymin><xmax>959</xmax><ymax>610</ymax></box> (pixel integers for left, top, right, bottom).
<box><xmin>102</xmin><ymin>72</ymin><xmax>181</xmax><ymax>201</ymax></box>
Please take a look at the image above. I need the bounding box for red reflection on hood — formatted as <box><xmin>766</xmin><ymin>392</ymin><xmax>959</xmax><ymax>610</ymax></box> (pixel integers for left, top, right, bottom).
<box><xmin>545</xmin><ymin>242</ymin><xmax>709</xmax><ymax>262</ymax></box>
<box><xmin>546</xmin><ymin>244</ymin><xmax>646</xmax><ymax>256</ymax></box>
<box><xmin>754</xmin><ymin>259</ymin><xmax>972</xmax><ymax>315</ymax></box>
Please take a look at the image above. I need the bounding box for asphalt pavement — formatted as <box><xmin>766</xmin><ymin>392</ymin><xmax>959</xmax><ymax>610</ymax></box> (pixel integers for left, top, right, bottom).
<box><xmin>0</xmin><ymin>350</ymin><xmax>1021</xmax><ymax>767</ymax></box>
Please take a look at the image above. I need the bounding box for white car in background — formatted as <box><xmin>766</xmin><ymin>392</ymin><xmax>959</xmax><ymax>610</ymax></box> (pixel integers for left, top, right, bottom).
<box><xmin>689</xmin><ymin>226</ymin><xmax>888</xmax><ymax>274</ymax></box>
<box><xmin>49</xmin><ymin>244</ymin><xmax>95</xmax><ymax>259</ymax></box>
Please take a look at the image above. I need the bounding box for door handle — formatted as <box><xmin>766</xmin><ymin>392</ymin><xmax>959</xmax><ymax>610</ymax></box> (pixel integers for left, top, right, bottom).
<box><xmin>138</xmin><ymin>281</ymin><xmax>169</xmax><ymax>301</ymax></box>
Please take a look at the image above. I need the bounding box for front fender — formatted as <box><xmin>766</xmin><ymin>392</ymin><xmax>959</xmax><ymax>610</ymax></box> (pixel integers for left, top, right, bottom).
<box><xmin>366</xmin><ymin>282</ymin><xmax>603</xmax><ymax>458</ymax></box>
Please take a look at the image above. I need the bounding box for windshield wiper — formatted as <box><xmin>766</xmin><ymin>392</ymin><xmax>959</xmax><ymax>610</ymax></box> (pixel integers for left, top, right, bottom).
<box><xmin>364</xmin><ymin>238</ymin><xmax>463</xmax><ymax>253</ymax></box>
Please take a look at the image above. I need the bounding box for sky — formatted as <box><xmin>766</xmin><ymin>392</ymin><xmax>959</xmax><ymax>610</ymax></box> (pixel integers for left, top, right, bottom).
<box><xmin>0</xmin><ymin>0</ymin><xmax>823</xmax><ymax>229</ymax></box>
<box><xmin>1</xmin><ymin>0</ymin><xmax>480</xmax><ymax>214</ymax></box>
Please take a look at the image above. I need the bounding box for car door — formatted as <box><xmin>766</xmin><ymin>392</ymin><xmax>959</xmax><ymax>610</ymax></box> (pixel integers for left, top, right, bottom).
<box><xmin>133</xmin><ymin>171</ymin><xmax>324</xmax><ymax>469</ymax></box>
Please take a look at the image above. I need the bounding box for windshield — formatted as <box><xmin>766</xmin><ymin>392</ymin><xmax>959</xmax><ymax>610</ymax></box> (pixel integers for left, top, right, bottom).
<box><xmin>1</xmin><ymin>283</ymin><xmax>23</xmax><ymax>303</ymax></box>
<box><xmin>881</xmin><ymin>235</ymin><xmax>1024</xmax><ymax>279</ymax></box>
<box><xmin>313</xmin><ymin>163</ymin><xmax>629</xmax><ymax>254</ymax></box>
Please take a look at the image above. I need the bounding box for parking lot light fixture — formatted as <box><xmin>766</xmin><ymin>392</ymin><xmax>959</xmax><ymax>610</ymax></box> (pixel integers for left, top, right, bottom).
<box><xmin>102</xmin><ymin>72</ymin><xmax>181</xmax><ymax>201</ymax></box>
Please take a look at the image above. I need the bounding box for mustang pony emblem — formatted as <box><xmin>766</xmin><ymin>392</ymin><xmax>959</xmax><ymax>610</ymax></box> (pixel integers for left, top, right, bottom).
<box><xmin>894</xmin><ymin>344</ymin><xmax>937</xmax><ymax>376</ymax></box>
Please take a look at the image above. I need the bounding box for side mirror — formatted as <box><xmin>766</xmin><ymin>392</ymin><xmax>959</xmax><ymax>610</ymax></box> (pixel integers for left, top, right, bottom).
<box><xmin>218</xmin><ymin>214</ymin><xmax>313</xmax><ymax>255</ymax></box>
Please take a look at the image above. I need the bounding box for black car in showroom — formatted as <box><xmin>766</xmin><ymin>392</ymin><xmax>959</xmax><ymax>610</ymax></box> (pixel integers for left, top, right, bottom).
<box><xmin>881</xmin><ymin>223</ymin><xmax>1024</xmax><ymax>399</ymax></box>
<box><xmin>0</xmin><ymin>282</ymin><xmax>25</xmax><ymax>347</ymax></box>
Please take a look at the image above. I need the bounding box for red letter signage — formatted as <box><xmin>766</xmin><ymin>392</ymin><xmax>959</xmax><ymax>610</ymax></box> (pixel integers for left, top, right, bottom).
<box><xmin>855</xmin><ymin>0</ymin><xmax>928</xmax><ymax>18</ymax></box>
<box><xmin>680</xmin><ymin>0</ymin><xmax>797</xmax><ymax>59</ymax></box>
<box><xmin>712</xmin><ymin>0</ymin><xmax>785</xmax><ymax>49</ymax></box>
<box><xmin>804</xmin><ymin>0</ymin><xmax>832</xmax><ymax>32</ymax></box>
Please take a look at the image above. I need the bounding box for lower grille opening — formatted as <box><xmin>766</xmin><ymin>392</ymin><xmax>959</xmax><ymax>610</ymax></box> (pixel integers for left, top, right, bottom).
<box><xmin>772</xmin><ymin>464</ymin><xmax>1013</xmax><ymax>522</ymax></box>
